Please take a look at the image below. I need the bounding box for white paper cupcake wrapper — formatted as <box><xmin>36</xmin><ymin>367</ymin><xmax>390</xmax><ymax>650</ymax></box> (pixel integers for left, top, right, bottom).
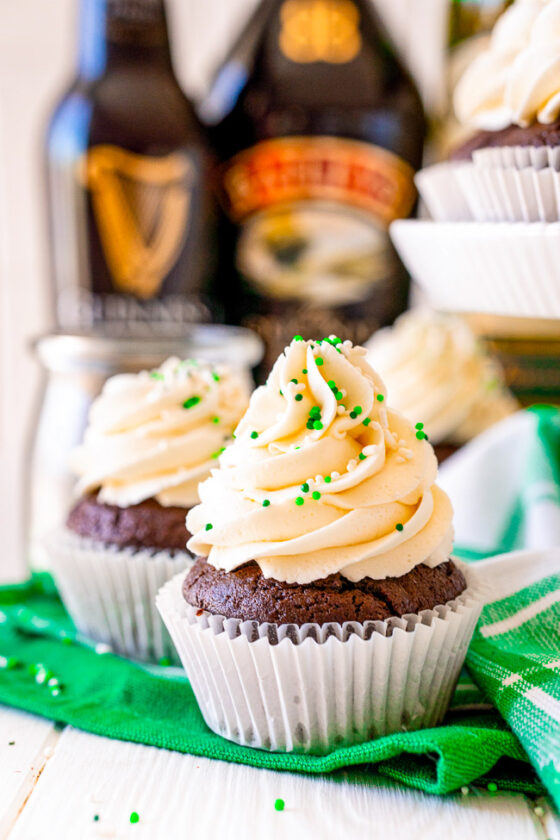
<box><xmin>157</xmin><ymin>561</ymin><xmax>485</xmax><ymax>755</ymax></box>
<box><xmin>45</xmin><ymin>528</ymin><xmax>194</xmax><ymax>663</ymax></box>
<box><xmin>415</xmin><ymin>162</ymin><xmax>475</xmax><ymax>222</ymax></box>
<box><xmin>390</xmin><ymin>219</ymin><xmax>560</xmax><ymax>318</ymax></box>
<box><xmin>472</xmin><ymin>145</ymin><xmax>560</xmax><ymax>172</ymax></box>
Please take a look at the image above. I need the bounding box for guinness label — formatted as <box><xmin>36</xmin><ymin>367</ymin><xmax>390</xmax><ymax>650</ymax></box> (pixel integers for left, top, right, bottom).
<box><xmin>84</xmin><ymin>145</ymin><xmax>192</xmax><ymax>299</ymax></box>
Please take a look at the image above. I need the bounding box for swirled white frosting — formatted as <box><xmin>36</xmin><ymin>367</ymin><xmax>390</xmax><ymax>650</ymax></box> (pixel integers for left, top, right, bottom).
<box><xmin>187</xmin><ymin>337</ymin><xmax>454</xmax><ymax>584</ymax></box>
<box><xmin>454</xmin><ymin>0</ymin><xmax>560</xmax><ymax>130</ymax></box>
<box><xmin>366</xmin><ymin>311</ymin><xmax>518</xmax><ymax>446</ymax></box>
<box><xmin>71</xmin><ymin>357</ymin><xmax>250</xmax><ymax>508</ymax></box>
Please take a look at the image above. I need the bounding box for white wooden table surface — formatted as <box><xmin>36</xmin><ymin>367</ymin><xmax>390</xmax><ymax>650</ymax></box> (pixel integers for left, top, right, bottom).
<box><xmin>0</xmin><ymin>704</ymin><xmax>557</xmax><ymax>840</ymax></box>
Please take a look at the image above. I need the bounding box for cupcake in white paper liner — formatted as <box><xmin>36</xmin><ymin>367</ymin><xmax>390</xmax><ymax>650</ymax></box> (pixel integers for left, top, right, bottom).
<box><xmin>157</xmin><ymin>336</ymin><xmax>485</xmax><ymax>752</ymax></box>
<box><xmin>365</xmin><ymin>309</ymin><xmax>519</xmax><ymax>458</ymax></box>
<box><xmin>157</xmin><ymin>563</ymin><xmax>484</xmax><ymax>753</ymax></box>
<box><xmin>45</xmin><ymin>356</ymin><xmax>250</xmax><ymax>663</ymax></box>
<box><xmin>415</xmin><ymin>162</ymin><xmax>475</xmax><ymax>222</ymax></box>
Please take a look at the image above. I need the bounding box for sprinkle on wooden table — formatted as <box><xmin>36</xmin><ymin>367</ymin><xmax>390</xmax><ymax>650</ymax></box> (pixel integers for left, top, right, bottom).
<box><xmin>274</xmin><ymin>799</ymin><xmax>285</xmax><ymax>811</ymax></box>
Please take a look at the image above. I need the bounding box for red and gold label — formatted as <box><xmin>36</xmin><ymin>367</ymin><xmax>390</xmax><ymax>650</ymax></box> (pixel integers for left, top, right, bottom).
<box><xmin>220</xmin><ymin>136</ymin><xmax>416</xmax><ymax>226</ymax></box>
<box><xmin>83</xmin><ymin>145</ymin><xmax>192</xmax><ymax>299</ymax></box>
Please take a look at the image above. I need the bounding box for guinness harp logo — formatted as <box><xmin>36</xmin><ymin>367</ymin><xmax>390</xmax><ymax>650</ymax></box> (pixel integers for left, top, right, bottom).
<box><xmin>84</xmin><ymin>145</ymin><xmax>191</xmax><ymax>298</ymax></box>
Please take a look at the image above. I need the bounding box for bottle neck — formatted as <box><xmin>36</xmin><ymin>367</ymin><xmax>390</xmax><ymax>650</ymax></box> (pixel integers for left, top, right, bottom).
<box><xmin>77</xmin><ymin>0</ymin><xmax>173</xmax><ymax>81</ymax></box>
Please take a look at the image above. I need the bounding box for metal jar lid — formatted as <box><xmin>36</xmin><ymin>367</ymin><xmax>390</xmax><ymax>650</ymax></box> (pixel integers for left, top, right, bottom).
<box><xmin>34</xmin><ymin>324</ymin><xmax>264</xmax><ymax>375</ymax></box>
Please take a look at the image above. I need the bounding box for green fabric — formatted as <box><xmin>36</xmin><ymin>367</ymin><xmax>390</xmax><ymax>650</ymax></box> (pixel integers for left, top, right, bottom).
<box><xmin>0</xmin><ymin>574</ymin><xmax>544</xmax><ymax>799</ymax></box>
<box><xmin>467</xmin><ymin>571</ymin><xmax>560</xmax><ymax>809</ymax></box>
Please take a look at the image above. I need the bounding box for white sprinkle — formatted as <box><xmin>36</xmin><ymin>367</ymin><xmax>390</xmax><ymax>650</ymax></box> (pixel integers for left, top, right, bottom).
<box><xmin>384</xmin><ymin>428</ymin><xmax>397</xmax><ymax>448</ymax></box>
<box><xmin>95</xmin><ymin>643</ymin><xmax>112</xmax><ymax>655</ymax></box>
<box><xmin>461</xmin><ymin>786</ymin><xmax>469</xmax><ymax>796</ymax></box>
<box><xmin>337</xmin><ymin>406</ymin><xmax>345</xmax><ymax>415</ymax></box>
<box><xmin>43</xmin><ymin>746</ymin><xmax>54</xmax><ymax>758</ymax></box>
<box><xmin>331</xmin><ymin>472</ymin><xmax>340</xmax><ymax>479</ymax></box>
<box><xmin>339</xmin><ymin>388</ymin><xmax>347</xmax><ymax>398</ymax></box>
<box><xmin>534</xmin><ymin>806</ymin><xmax>545</xmax><ymax>817</ymax></box>
<box><xmin>347</xmin><ymin>459</ymin><xmax>357</xmax><ymax>471</ymax></box>
<box><xmin>397</xmin><ymin>447</ymin><xmax>413</xmax><ymax>461</ymax></box>
<box><xmin>315</xmin><ymin>475</ymin><xmax>323</xmax><ymax>483</ymax></box>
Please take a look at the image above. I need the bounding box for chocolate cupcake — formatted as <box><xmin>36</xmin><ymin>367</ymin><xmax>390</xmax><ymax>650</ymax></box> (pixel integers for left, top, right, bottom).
<box><xmin>365</xmin><ymin>309</ymin><xmax>518</xmax><ymax>462</ymax></box>
<box><xmin>46</xmin><ymin>357</ymin><xmax>249</xmax><ymax>662</ymax></box>
<box><xmin>157</xmin><ymin>337</ymin><xmax>485</xmax><ymax>753</ymax></box>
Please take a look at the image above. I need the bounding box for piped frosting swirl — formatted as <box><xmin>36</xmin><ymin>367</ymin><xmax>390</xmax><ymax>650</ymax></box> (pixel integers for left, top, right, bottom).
<box><xmin>71</xmin><ymin>357</ymin><xmax>250</xmax><ymax>509</ymax></box>
<box><xmin>366</xmin><ymin>311</ymin><xmax>518</xmax><ymax>446</ymax></box>
<box><xmin>454</xmin><ymin>0</ymin><xmax>560</xmax><ymax>130</ymax></box>
<box><xmin>187</xmin><ymin>337</ymin><xmax>454</xmax><ymax>584</ymax></box>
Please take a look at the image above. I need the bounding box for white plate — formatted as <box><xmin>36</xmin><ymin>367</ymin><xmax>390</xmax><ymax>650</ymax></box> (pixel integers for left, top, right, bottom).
<box><xmin>391</xmin><ymin>219</ymin><xmax>560</xmax><ymax>318</ymax></box>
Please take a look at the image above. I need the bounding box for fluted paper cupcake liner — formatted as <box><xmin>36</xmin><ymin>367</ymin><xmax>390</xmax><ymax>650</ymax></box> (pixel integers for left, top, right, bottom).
<box><xmin>415</xmin><ymin>162</ymin><xmax>475</xmax><ymax>222</ymax></box>
<box><xmin>390</xmin><ymin>219</ymin><xmax>560</xmax><ymax>318</ymax></box>
<box><xmin>472</xmin><ymin>145</ymin><xmax>560</xmax><ymax>172</ymax></box>
<box><xmin>45</xmin><ymin>528</ymin><xmax>194</xmax><ymax>663</ymax></box>
<box><xmin>157</xmin><ymin>562</ymin><xmax>484</xmax><ymax>754</ymax></box>
<box><xmin>417</xmin><ymin>159</ymin><xmax>560</xmax><ymax>223</ymax></box>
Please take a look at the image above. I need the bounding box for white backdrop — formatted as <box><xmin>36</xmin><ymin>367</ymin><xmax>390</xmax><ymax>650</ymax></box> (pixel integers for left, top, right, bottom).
<box><xmin>0</xmin><ymin>0</ymin><xmax>448</xmax><ymax>581</ymax></box>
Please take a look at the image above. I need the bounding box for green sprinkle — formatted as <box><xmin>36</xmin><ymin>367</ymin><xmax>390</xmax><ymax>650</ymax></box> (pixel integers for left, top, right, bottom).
<box><xmin>313</xmin><ymin>421</ymin><xmax>323</xmax><ymax>430</ymax></box>
<box><xmin>302</xmin><ymin>368</ymin><xmax>308</xmax><ymax>374</ymax></box>
<box><xmin>362</xmin><ymin>418</ymin><xmax>372</xmax><ymax>426</ymax></box>
<box><xmin>182</xmin><ymin>395</ymin><xmax>201</xmax><ymax>409</ymax></box>
<box><xmin>359</xmin><ymin>452</ymin><xmax>366</xmax><ymax>461</ymax></box>
<box><xmin>274</xmin><ymin>799</ymin><xmax>285</xmax><ymax>812</ymax></box>
<box><xmin>415</xmin><ymin>422</ymin><xmax>424</xmax><ymax>430</ymax></box>
<box><xmin>250</xmin><ymin>431</ymin><xmax>259</xmax><ymax>439</ymax></box>
<box><xmin>212</xmin><ymin>372</ymin><xmax>220</xmax><ymax>382</ymax></box>
<box><xmin>416</xmin><ymin>431</ymin><xmax>427</xmax><ymax>440</ymax></box>
<box><xmin>306</xmin><ymin>420</ymin><xmax>315</xmax><ymax>430</ymax></box>
<box><xmin>327</xmin><ymin>380</ymin><xmax>336</xmax><ymax>388</ymax></box>
<box><xmin>159</xmin><ymin>657</ymin><xmax>171</xmax><ymax>667</ymax></box>
<box><xmin>293</xmin><ymin>335</ymin><xmax>303</xmax><ymax>341</ymax></box>
<box><xmin>349</xmin><ymin>411</ymin><xmax>357</xmax><ymax>419</ymax></box>
<box><xmin>312</xmin><ymin>491</ymin><xmax>321</xmax><ymax>500</ymax></box>
<box><xmin>301</xmin><ymin>483</ymin><xmax>310</xmax><ymax>493</ymax></box>
<box><xmin>61</xmin><ymin>635</ymin><xmax>73</xmax><ymax>646</ymax></box>
<box><xmin>295</xmin><ymin>497</ymin><xmax>304</xmax><ymax>506</ymax></box>
<box><xmin>353</xmin><ymin>406</ymin><xmax>362</xmax><ymax>415</ymax></box>
<box><xmin>315</xmin><ymin>357</ymin><xmax>324</xmax><ymax>366</ymax></box>
<box><xmin>211</xmin><ymin>447</ymin><xmax>226</xmax><ymax>459</ymax></box>
<box><xmin>309</xmin><ymin>406</ymin><xmax>321</xmax><ymax>417</ymax></box>
<box><xmin>130</xmin><ymin>812</ymin><xmax>140</xmax><ymax>824</ymax></box>
<box><xmin>150</xmin><ymin>371</ymin><xmax>164</xmax><ymax>380</ymax></box>
<box><xmin>93</xmin><ymin>815</ymin><xmax>99</xmax><ymax>822</ymax></box>
<box><xmin>262</xmin><ymin>499</ymin><xmax>271</xmax><ymax>507</ymax></box>
<box><xmin>0</xmin><ymin>656</ymin><xmax>19</xmax><ymax>670</ymax></box>
<box><xmin>376</xmin><ymin>394</ymin><xmax>384</xmax><ymax>402</ymax></box>
<box><xmin>295</xmin><ymin>394</ymin><xmax>303</xmax><ymax>402</ymax></box>
<box><xmin>290</xmin><ymin>378</ymin><xmax>298</xmax><ymax>384</ymax></box>
<box><xmin>212</xmin><ymin>416</ymin><xmax>220</xmax><ymax>424</ymax></box>
<box><xmin>487</xmin><ymin>783</ymin><xmax>498</xmax><ymax>793</ymax></box>
<box><xmin>324</xmin><ymin>475</ymin><xmax>332</xmax><ymax>483</ymax></box>
<box><xmin>396</xmin><ymin>523</ymin><xmax>404</xmax><ymax>532</ymax></box>
<box><xmin>205</xmin><ymin>523</ymin><xmax>213</xmax><ymax>531</ymax></box>
<box><xmin>336</xmin><ymin>391</ymin><xmax>344</xmax><ymax>401</ymax></box>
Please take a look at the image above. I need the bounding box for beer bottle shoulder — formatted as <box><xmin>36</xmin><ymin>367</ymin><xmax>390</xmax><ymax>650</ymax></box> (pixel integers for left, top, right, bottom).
<box><xmin>47</xmin><ymin>70</ymin><xmax>206</xmax><ymax>157</ymax></box>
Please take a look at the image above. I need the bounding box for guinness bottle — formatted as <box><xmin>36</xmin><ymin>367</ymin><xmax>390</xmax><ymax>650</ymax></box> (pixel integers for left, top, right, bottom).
<box><xmin>201</xmin><ymin>0</ymin><xmax>425</xmax><ymax>367</ymax></box>
<box><xmin>46</xmin><ymin>0</ymin><xmax>212</xmax><ymax>332</ymax></box>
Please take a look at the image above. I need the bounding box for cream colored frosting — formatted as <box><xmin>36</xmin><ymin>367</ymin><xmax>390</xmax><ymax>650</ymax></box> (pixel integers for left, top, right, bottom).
<box><xmin>454</xmin><ymin>0</ymin><xmax>560</xmax><ymax>130</ymax></box>
<box><xmin>187</xmin><ymin>337</ymin><xmax>454</xmax><ymax>584</ymax></box>
<box><xmin>71</xmin><ymin>357</ymin><xmax>250</xmax><ymax>509</ymax></box>
<box><xmin>366</xmin><ymin>310</ymin><xmax>518</xmax><ymax>447</ymax></box>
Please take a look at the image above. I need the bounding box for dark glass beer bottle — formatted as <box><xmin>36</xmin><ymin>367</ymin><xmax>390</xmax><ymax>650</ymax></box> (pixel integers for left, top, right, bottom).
<box><xmin>200</xmin><ymin>0</ymin><xmax>425</xmax><ymax>368</ymax></box>
<box><xmin>46</xmin><ymin>0</ymin><xmax>212</xmax><ymax>332</ymax></box>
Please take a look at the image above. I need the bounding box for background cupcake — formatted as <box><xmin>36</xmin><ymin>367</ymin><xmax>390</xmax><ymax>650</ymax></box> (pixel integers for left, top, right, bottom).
<box><xmin>158</xmin><ymin>336</ymin><xmax>484</xmax><ymax>754</ymax></box>
<box><xmin>365</xmin><ymin>309</ymin><xmax>518</xmax><ymax>461</ymax></box>
<box><xmin>47</xmin><ymin>356</ymin><xmax>249</xmax><ymax>662</ymax></box>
